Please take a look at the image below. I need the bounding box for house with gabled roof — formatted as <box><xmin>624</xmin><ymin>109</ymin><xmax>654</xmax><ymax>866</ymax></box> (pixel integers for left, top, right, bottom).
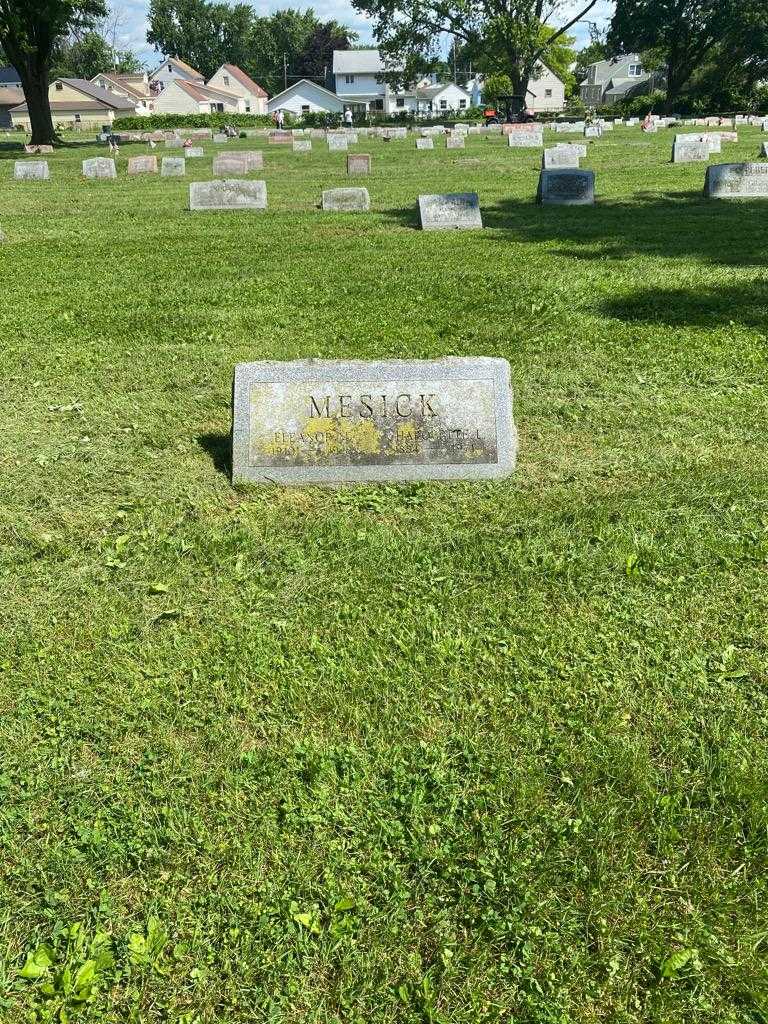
<box><xmin>91</xmin><ymin>71</ymin><xmax>155</xmax><ymax>115</ymax></box>
<box><xmin>10</xmin><ymin>77</ymin><xmax>137</xmax><ymax>131</ymax></box>
<box><xmin>207</xmin><ymin>64</ymin><xmax>268</xmax><ymax>114</ymax></box>
<box><xmin>152</xmin><ymin>78</ymin><xmax>243</xmax><ymax>115</ymax></box>
<box><xmin>149</xmin><ymin>57</ymin><xmax>205</xmax><ymax>95</ymax></box>
<box><xmin>267</xmin><ymin>79</ymin><xmax>343</xmax><ymax>117</ymax></box>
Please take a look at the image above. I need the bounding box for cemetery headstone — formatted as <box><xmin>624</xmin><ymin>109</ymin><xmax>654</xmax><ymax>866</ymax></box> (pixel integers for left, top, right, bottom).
<box><xmin>418</xmin><ymin>192</ymin><xmax>482</xmax><ymax>231</ymax></box>
<box><xmin>584</xmin><ymin>125</ymin><xmax>602</xmax><ymax>138</ymax></box>
<box><xmin>244</xmin><ymin>151</ymin><xmax>264</xmax><ymax>169</ymax></box>
<box><xmin>328</xmin><ymin>134</ymin><xmax>349</xmax><ymax>152</ymax></box>
<box><xmin>185</xmin><ymin>147</ymin><xmax>205</xmax><ymax>158</ymax></box>
<box><xmin>161</xmin><ymin>156</ymin><xmax>186</xmax><ymax>176</ymax></box>
<box><xmin>537</xmin><ymin>169</ymin><xmax>595</xmax><ymax>205</ymax></box>
<box><xmin>269</xmin><ymin>131</ymin><xmax>292</xmax><ymax>144</ymax></box>
<box><xmin>416</xmin><ymin>138</ymin><xmax>434</xmax><ymax>150</ymax></box>
<box><xmin>14</xmin><ymin>160</ymin><xmax>49</xmax><ymax>180</ymax></box>
<box><xmin>705</xmin><ymin>162</ymin><xmax>768</xmax><ymax>198</ymax></box>
<box><xmin>672</xmin><ymin>140</ymin><xmax>710</xmax><ymax>163</ymax></box>
<box><xmin>127</xmin><ymin>155</ymin><xmax>158</xmax><ymax>174</ymax></box>
<box><xmin>24</xmin><ymin>144</ymin><xmax>54</xmax><ymax>154</ymax></box>
<box><xmin>507</xmin><ymin>130</ymin><xmax>544</xmax><ymax>147</ymax></box>
<box><xmin>543</xmin><ymin>146</ymin><xmax>580</xmax><ymax>169</ymax></box>
<box><xmin>293</xmin><ymin>140</ymin><xmax>312</xmax><ymax>152</ymax></box>
<box><xmin>347</xmin><ymin>153</ymin><xmax>371</xmax><ymax>175</ymax></box>
<box><xmin>189</xmin><ymin>179</ymin><xmax>268</xmax><ymax>210</ymax></box>
<box><xmin>231</xmin><ymin>357</ymin><xmax>516</xmax><ymax>485</ymax></box>
<box><xmin>213</xmin><ymin>153</ymin><xmax>249</xmax><ymax>174</ymax></box>
<box><xmin>321</xmin><ymin>187</ymin><xmax>370</xmax><ymax>212</ymax></box>
<box><xmin>165</xmin><ymin>137</ymin><xmax>183</xmax><ymax>148</ymax></box>
<box><xmin>446</xmin><ymin>134</ymin><xmax>465</xmax><ymax>149</ymax></box>
<box><xmin>212</xmin><ymin>133</ymin><xmax>228</xmax><ymax>143</ymax></box>
<box><xmin>82</xmin><ymin>156</ymin><xmax>116</xmax><ymax>179</ymax></box>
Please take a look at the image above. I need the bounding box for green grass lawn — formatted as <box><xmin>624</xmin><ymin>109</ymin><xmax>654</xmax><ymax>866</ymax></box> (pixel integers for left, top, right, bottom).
<box><xmin>1</xmin><ymin>126</ymin><xmax>767</xmax><ymax>1023</ymax></box>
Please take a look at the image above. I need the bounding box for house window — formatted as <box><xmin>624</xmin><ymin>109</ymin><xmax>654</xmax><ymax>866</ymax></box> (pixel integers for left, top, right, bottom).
<box><xmin>223</xmin><ymin>75</ymin><xmax>229</xmax><ymax>86</ymax></box>
<box><xmin>628</xmin><ymin>64</ymin><xmax>642</xmax><ymax>77</ymax></box>
<box><xmin>345</xmin><ymin>74</ymin><xmax>355</xmax><ymax>84</ymax></box>
<box><xmin>55</xmin><ymin>81</ymin><xmax>63</xmax><ymax>90</ymax></box>
<box><xmin>216</xmin><ymin>103</ymin><xmax>224</xmax><ymax>112</ymax></box>
<box><xmin>301</xmin><ymin>104</ymin><xmax>310</xmax><ymax>114</ymax></box>
<box><xmin>440</xmin><ymin>99</ymin><xmax>447</xmax><ymax>109</ymax></box>
<box><xmin>459</xmin><ymin>99</ymin><xmax>466</xmax><ymax>108</ymax></box>
<box><xmin>74</xmin><ymin>113</ymin><xmax>81</xmax><ymax>122</ymax></box>
<box><xmin>545</xmin><ymin>88</ymin><xmax>552</xmax><ymax>97</ymax></box>
<box><xmin>245</xmin><ymin>102</ymin><xmax>251</xmax><ymax>112</ymax></box>
<box><xmin>396</xmin><ymin>97</ymin><xmax>404</xmax><ymax>108</ymax></box>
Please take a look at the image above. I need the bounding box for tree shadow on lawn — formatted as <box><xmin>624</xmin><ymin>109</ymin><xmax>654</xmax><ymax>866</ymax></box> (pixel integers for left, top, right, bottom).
<box><xmin>481</xmin><ymin>193</ymin><xmax>768</xmax><ymax>269</ymax></box>
<box><xmin>0</xmin><ymin>139</ymin><xmax>106</xmax><ymax>160</ymax></box>
<box><xmin>197</xmin><ymin>432</ymin><xmax>231</xmax><ymax>477</ymax></box>
<box><xmin>600</xmin><ymin>279</ymin><xmax>768</xmax><ymax>328</ymax></box>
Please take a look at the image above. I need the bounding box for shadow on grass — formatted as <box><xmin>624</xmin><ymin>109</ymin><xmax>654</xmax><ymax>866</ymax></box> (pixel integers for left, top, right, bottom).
<box><xmin>197</xmin><ymin>432</ymin><xmax>231</xmax><ymax>477</ymax></box>
<box><xmin>600</xmin><ymin>280</ymin><xmax>768</xmax><ymax>328</ymax></box>
<box><xmin>0</xmin><ymin>138</ymin><xmax>106</xmax><ymax>160</ymax></box>
<box><xmin>480</xmin><ymin>193</ymin><xmax>768</xmax><ymax>268</ymax></box>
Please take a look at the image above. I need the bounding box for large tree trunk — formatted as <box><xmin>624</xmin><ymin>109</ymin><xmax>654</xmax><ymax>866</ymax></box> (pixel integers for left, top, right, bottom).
<box><xmin>17</xmin><ymin>63</ymin><xmax>58</xmax><ymax>145</ymax></box>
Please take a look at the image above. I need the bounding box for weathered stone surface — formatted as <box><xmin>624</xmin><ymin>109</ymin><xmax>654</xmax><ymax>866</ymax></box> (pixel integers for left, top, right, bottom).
<box><xmin>328</xmin><ymin>134</ymin><xmax>349</xmax><ymax>151</ymax></box>
<box><xmin>507</xmin><ymin>130</ymin><xmax>543</xmax><ymax>147</ymax></box>
<box><xmin>293</xmin><ymin>140</ymin><xmax>312</xmax><ymax>152</ymax></box>
<box><xmin>269</xmin><ymin>131</ymin><xmax>292</xmax><ymax>144</ymax></box>
<box><xmin>212</xmin><ymin>133</ymin><xmax>228</xmax><ymax>143</ymax></box>
<box><xmin>416</xmin><ymin>138</ymin><xmax>434</xmax><ymax>150</ymax></box>
<box><xmin>446</xmin><ymin>134</ymin><xmax>465</xmax><ymax>149</ymax></box>
<box><xmin>557</xmin><ymin>143</ymin><xmax>587</xmax><ymax>158</ymax></box>
<box><xmin>705</xmin><ymin>162</ymin><xmax>768</xmax><ymax>198</ymax></box>
<box><xmin>24</xmin><ymin>144</ymin><xmax>53</xmax><ymax>154</ymax></box>
<box><xmin>762</xmin><ymin>142</ymin><xmax>768</xmax><ymax>158</ymax></box>
<box><xmin>543</xmin><ymin>146</ymin><xmax>580</xmax><ymax>169</ymax></box>
<box><xmin>672</xmin><ymin>140</ymin><xmax>710</xmax><ymax>163</ymax></box>
<box><xmin>82</xmin><ymin>157</ymin><xmax>116</xmax><ymax>179</ymax></box>
<box><xmin>346</xmin><ymin>153</ymin><xmax>370</xmax><ymax>175</ymax></box>
<box><xmin>418</xmin><ymin>192</ymin><xmax>482</xmax><ymax>231</ymax></box>
<box><xmin>185</xmin><ymin>146</ymin><xmax>204</xmax><ymax>158</ymax></box>
<box><xmin>189</xmin><ymin>179</ymin><xmax>267</xmax><ymax>210</ymax></box>
<box><xmin>161</xmin><ymin>156</ymin><xmax>186</xmax><ymax>176</ymax></box>
<box><xmin>321</xmin><ymin>187</ymin><xmax>370</xmax><ymax>211</ymax></box>
<box><xmin>537</xmin><ymin>169</ymin><xmax>595</xmax><ymax>205</ymax></box>
<box><xmin>13</xmin><ymin>160</ymin><xmax>49</xmax><ymax>180</ymax></box>
<box><xmin>165</xmin><ymin>137</ymin><xmax>183</xmax><ymax>148</ymax></box>
<box><xmin>213</xmin><ymin>152</ymin><xmax>249</xmax><ymax>174</ymax></box>
<box><xmin>584</xmin><ymin>125</ymin><xmax>602</xmax><ymax>138</ymax></box>
<box><xmin>127</xmin><ymin>155</ymin><xmax>158</xmax><ymax>175</ymax></box>
<box><xmin>244</xmin><ymin>151</ymin><xmax>264</xmax><ymax>169</ymax></box>
<box><xmin>231</xmin><ymin>357</ymin><xmax>517</xmax><ymax>485</ymax></box>
<box><xmin>344</xmin><ymin>131</ymin><xmax>359</xmax><ymax>144</ymax></box>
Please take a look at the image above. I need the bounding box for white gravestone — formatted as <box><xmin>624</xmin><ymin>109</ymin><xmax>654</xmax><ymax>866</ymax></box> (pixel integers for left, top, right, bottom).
<box><xmin>161</xmin><ymin>157</ymin><xmax>186</xmax><ymax>176</ymax></box>
<box><xmin>328</xmin><ymin>135</ymin><xmax>349</xmax><ymax>152</ymax></box>
<box><xmin>189</xmin><ymin>179</ymin><xmax>268</xmax><ymax>210</ymax></box>
<box><xmin>705</xmin><ymin>163</ymin><xmax>768</xmax><ymax>198</ymax></box>
<box><xmin>416</xmin><ymin>138</ymin><xmax>434</xmax><ymax>150</ymax></box>
<box><xmin>82</xmin><ymin>157</ymin><xmax>116</xmax><ymax>179</ymax></box>
<box><xmin>418</xmin><ymin>192</ymin><xmax>482</xmax><ymax>231</ymax></box>
<box><xmin>14</xmin><ymin>160</ymin><xmax>49</xmax><ymax>180</ymax></box>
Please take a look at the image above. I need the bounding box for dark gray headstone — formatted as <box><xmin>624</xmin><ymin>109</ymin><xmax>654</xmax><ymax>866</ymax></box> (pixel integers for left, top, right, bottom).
<box><xmin>537</xmin><ymin>169</ymin><xmax>595</xmax><ymax>205</ymax></box>
<box><xmin>231</xmin><ymin>357</ymin><xmax>517</xmax><ymax>485</ymax></box>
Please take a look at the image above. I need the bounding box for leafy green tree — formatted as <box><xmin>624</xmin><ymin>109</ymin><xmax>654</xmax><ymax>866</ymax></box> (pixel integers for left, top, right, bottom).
<box><xmin>482</xmin><ymin>72</ymin><xmax>513</xmax><ymax>106</ymax></box>
<box><xmin>147</xmin><ymin>0</ymin><xmax>253</xmax><ymax>80</ymax></box>
<box><xmin>608</xmin><ymin>0</ymin><xmax>759</xmax><ymax>110</ymax></box>
<box><xmin>0</xmin><ymin>0</ymin><xmax>106</xmax><ymax>143</ymax></box>
<box><xmin>52</xmin><ymin>29</ymin><xmax>140</xmax><ymax>78</ymax></box>
<box><xmin>536</xmin><ymin>25</ymin><xmax>576</xmax><ymax>95</ymax></box>
<box><xmin>351</xmin><ymin>0</ymin><xmax>600</xmax><ymax>102</ymax></box>
<box><xmin>574</xmin><ymin>25</ymin><xmax>608</xmax><ymax>83</ymax></box>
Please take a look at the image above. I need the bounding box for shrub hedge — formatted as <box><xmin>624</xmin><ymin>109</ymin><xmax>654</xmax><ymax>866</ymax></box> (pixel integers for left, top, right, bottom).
<box><xmin>113</xmin><ymin>112</ymin><xmax>275</xmax><ymax>131</ymax></box>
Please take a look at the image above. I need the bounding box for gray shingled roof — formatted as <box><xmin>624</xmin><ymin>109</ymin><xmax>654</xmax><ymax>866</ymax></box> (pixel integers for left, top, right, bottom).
<box><xmin>56</xmin><ymin>78</ymin><xmax>137</xmax><ymax>109</ymax></box>
<box><xmin>332</xmin><ymin>49</ymin><xmax>386</xmax><ymax>75</ymax></box>
<box><xmin>0</xmin><ymin>65</ymin><xmax>21</xmax><ymax>85</ymax></box>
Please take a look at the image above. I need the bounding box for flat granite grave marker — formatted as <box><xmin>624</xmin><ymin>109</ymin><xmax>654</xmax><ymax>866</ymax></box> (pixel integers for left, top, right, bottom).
<box><xmin>705</xmin><ymin>162</ymin><xmax>768</xmax><ymax>198</ymax></box>
<box><xmin>190</xmin><ymin>179</ymin><xmax>267</xmax><ymax>210</ymax></box>
<box><xmin>213</xmin><ymin>153</ymin><xmax>249</xmax><ymax>174</ymax></box>
<box><xmin>328</xmin><ymin>134</ymin><xmax>349</xmax><ymax>152</ymax></box>
<box><xmin>165</xmin><ymin>137</ymin><xmax>183</xmax><ymax>148</ymax></box>
<box><xmin>321</xmin><ymin>187</ymin><xmax>370</xmax><ymax>211</ymax></box>
<box><xmin>127</xmin><ymin>155</ymin><xmax>158</xmax><ymax>175</ymax></box>
<box><xmin>14</xmin><ymin>160</ymin><xmax>49</xmax><ymax>180</ymax></box>
<box><xmin>672</xmin><ymin>140</ymin><xmax>710</xmax><ymax>163</ymax></box>
<box><xmin>293</xmin><ymin>140</ymin><xmax>312</xmax><ymax>152</ymax></box>
<box><xmin>161</xmin><ymin>156</ymin><xmax>186</xmax><ymax>176</ymax></box>
<box><xmin>418</xmin><ymin>192</ymin><xmax>482</xmax><ymax>231</ymax></box>
<box><xmin>231</xmin><ymin>357</ymin><xmax>516</xmax><ymax>485</ymax></box>
<box><xmin>82</xmin><ymin>157</ymin><xmax>116</xmax><ymax>179</ymax></box>
<box><xmin>24</xmin><ymin>144</ymin><xmax>54</xmax><ymax>154</ymax></box>
<box><xmin>416</xmin><ymin>138</ymin><xmax>434</xmax><ymax>150</ymax></box>
<box><xmin>269</xmin><ymin>131</ymin><xmax>292</xmax><ymax>144</ymax></box>
<box><xmin>347</xmin><ymin>153</ymin><xmax>370</xmax><ymax>175</ymax></box>
<box><xmin>185</xmin><ymin>146</ymin><xmax>204</xmax><ymax>158</ymax></box>
<box><xmin>537</xmin><ymin>169</ymin><xmax>595</xmax><ymax>205</ymax></box>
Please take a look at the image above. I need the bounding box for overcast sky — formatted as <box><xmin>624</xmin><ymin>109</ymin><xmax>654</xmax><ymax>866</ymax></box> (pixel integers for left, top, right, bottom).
<box><xmin>114</xmin><ymin>0</ymin><xmax>614</xmax><ymax>70</ymax></box>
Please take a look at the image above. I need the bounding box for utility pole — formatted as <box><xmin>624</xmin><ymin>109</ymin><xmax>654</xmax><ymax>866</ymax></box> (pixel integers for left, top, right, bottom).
<box><xmin>453</xmin><ymin>41</ymin><xmax>457</xmax><ymax>84</ymax></box>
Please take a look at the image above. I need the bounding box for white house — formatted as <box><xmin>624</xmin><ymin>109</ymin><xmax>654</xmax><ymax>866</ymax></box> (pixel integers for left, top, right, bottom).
<box><xmin>526</xmin><ymin>63</ymin><xmax>565</xmax><ymax>112</ymax></box>
<box><xmin>149</xmin><ymin>57</ymin><xmax>204</xmax><ymax>94</ymax></box>
<box><xmin>207</xmin><ymin>64</ymin><xmax>268</xmax><ymax>115</ymax></box>
<box><xmin>267</xmin><ymin>79</ymin><xmax>343</xmax><ymax>117</ymax></box>
<box><xmin>91</xmin><ymin>72</ymin><xmax>155</xmax><ymax>115</ymax></box>
<box><xmin>580</xmin><ymin>55</ymin><xmax>665</xmax><ymax>106</ymax></box>
<box><xmin>333</xmin><ymin>49</ymin><xmax>388</xmax><ymax>113</ymax></box>
<box><xmin>152</xmin><ymin>78</ymin><xmax>242</xmax><ymax>115</ymax></box>
<box><xmin>416</xmin><ymin>82</ymin><xmax>472</xmax><ymax>114</ymax></box>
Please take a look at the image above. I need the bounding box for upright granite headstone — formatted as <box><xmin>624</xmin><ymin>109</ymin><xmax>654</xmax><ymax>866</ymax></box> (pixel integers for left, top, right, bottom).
<box><xmin>672</xmin><ymin>140</ymin><xmax>710</xmax><ymax>163</ymax></box>
<box><xmin>165</xmin><ymin>137</ymin><xmax>183</xmax><ymax>148</ymax></box>
<box><xmin>328</xmin><ymin>134</ymin><xmax>349</xmax><ymax>152</ymax></box>
<box><xmin>231</xmin><ymin>357</ymin><xmax>517</xmax><ymax>485</ymax></box>
<box><xmin>543</xmin><ymin>146</ymin><xmax>580</xmax><ymax>169</ymax></box>
<box><xmin>507</xmin><ymin>130</ymin><xmax>544</xmax><ymax>147</ymax></box>
<box><xmin>82</xmin><ymin>157</ymin><xmax>116</xmax><ymax>179</ymax></box>
<box><xmin>321</xmin><ymin>187</ymin><xmax>370</xmax><ymax>211</ymax></box>
<box><xmin>446</xmin><ymin>134</ymin><xmax>465</xmax><ymax>149</ymax></box>
<box><xmin>537</xmin><ymin>169</ymin><xmax>595</xmax><ymax>205</ymax></box>
<box><xmin>212</xmin><ymin>133</ymin><xmax>228</xmax><ymax>143</ymax></box>
<box><xmin>185</xmin><ymin>147</ymin><xmax>205</xmax><ymax>158</ymax></box>
<box><xmin>584</xmin><ymin>125</ymin><xmax>602</xmax><ymax>139</ymax></box>
<box><xmin>213</xmin><ymin>153</ymin><xmax>249</xmax><ymax>174</ymax></box>
<box><xmin>269</xmin><ymin>131</ymin><xmax>292</xmax><ymax>144</ymax></box>
<box><xmin>347</xmin><ymin>153</ymin><xmax>371</xmax><ymax>175</ymax></box>
<box><xmin>416</xmin><ymin>138</ymin><xmax>434</xmax><ymax>150</ymax></box>
<box><xmin>14</xmin><ymin>160</ymin><xmax>49</xmax><ymax>180</ymax></box>
<box><xmin>189</xmin><ymin>179</ymin><xmax>268</xmax><ymax>210</ymax></box>
<box><xmin>293</xmin><ymin>140</ymin><xmax>312</xmax><ymax>152</ymax></box>
<box><xmin>418</xmin><ymin>192</ymin><xmax>482</xmax><ymax>231</ymax></box>
<box><xmin>161</xmin><ymin>156</ymin><xmax>186</xmax><ymax>176</ymax></box>
<box><xmin>24</xmin><ymin>144</ymin><xmax>54</xmax><ymax>154</ymax></box>
<box><xmin>127</xmin><ymin>155</ymin><xmax>158</xmax><ymax>174</ymax></box>
<box><xmin>705</xmin><ymin>163</ymin><xmax>768</xmax><ymax>198</ymax></box>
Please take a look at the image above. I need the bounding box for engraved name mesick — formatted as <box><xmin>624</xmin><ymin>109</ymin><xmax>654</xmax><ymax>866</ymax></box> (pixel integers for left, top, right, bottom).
<box><xmin>309</xmin><ymin>393</ymin><xmax>438</xmax><ymax>419</ymax></box>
